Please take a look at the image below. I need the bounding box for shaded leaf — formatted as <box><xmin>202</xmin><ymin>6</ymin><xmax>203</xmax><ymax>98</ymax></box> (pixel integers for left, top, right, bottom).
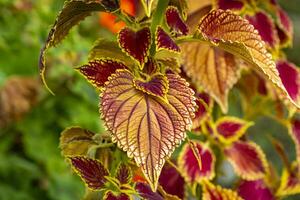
<box><xmin>215</xmin><ymin>116</ymin><xmax>253</xmax><ymax>144</ymax></box>
<box><xmin>224</xmin><ymin>141</ymin><xmax>268</xmax><ymax>180</ymax></box>
<box><xmin>59</xmin><ymin>127</ymin><xmax>96</xmax><ymax>157</ymax></box>
<box><xmin>178</xmin><ymin>141</ymin><xmax>215</xmax><ymax>183</ymax></box>
<box><xmin>276</xmin><ymin>6</ymin><xmax>293</xmax><ymax>46</ymax></box>
<box><xmin>214</xmin><ymin>0</ymin><xmax>244</xmax><ymax>11</ymax></box>
<box><xmin>168</xmin><ymin>0</ymin><xmax>189</xmax><ymax>19</ymax></box>
<box><xmin>289</xmin><ymin>117</ymin><xmax>300</xmax><ymax>165</ymax></box>
<box><xmin>115</xmin><ymin>163</ymin><xmax>132</xmax><ymax>185</ymax></box>
<box><xmin>104</xmin><ymin>191</ymin><xmax>131</xmax><ymax>200</ymax></box>
<box><xmin>69</xmin><ymin>156</ymin><xmax>109</xmax><ymax>190</ymax></box>
<box><xmin>277</xmin><ymin>162</ymin><xmax>300</xmax><ymax>197</ymax></box>
<box><xmin>39</xmin><ymin>0</ymin><xmax>106</xmax><ymax>92</ymax></box>
<box><xmin>196</xmin><ymin>9</ymin><xmax>298</xmax><ymax>108</ymax></box>
<box><xmin>77</xmin><ymin>59</ymin><xmax>126</xmax><ymax>88</ymax></box>
<box><xmin>101</xmin><ymin>69</ymin><xmax>196</xmax><ymax>190</ymax></box>
<box><xmin>165</xmin><ymin>6</ymin><xmax>188</xmax><ymax>35</ymax></box>
<box><xmin>181</xmin><ymin>42</ymin><xmax>241</xmax><ymax>113</ymax></box>
<box><xmin>141</xmin><ymin>0</ymin><xmax>154</xmax><ymax>16</ymax></box>
<box><xmin>238</xmin><ymin>180</ymin><xmax>275</xmax><ymax>200</ymax></box>
<box><xmin>192</xmin><ymin>92</ymin><xmax>213</xmax><ymax>130</ymax></box>
<box><xmin>156</xmin><ymin>26</ymin><xmax>180</xmax><ymax>53</ymax></box>
<box><xmin>135</xmin><ymin>182</ymin><xmax>164</xmax><ymax>200</ymax></box>
<box><xmin>118</xmin><ymin>27</ymin><xmax>151</xmax><ymax>68</ymax></box>
<box><xmin>202</xmin><ymin>181</ymin><xmax>243</xmax><ymax>200</ymax></box>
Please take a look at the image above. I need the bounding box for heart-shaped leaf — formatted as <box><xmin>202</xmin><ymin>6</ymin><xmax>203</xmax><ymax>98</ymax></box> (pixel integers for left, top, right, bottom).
<box><xmin>166</xmin><ymin>6</ymin><xmax>189</xmax><ymax>36</ymax></box>
<box><xmin>115</xmin><ymin>163</ymin><xmax>132</xmax><ymax>185</ymax></box>
<box><xmin>224</xmin><ymin>141</ymin><xmax>269</xmax><ymax>180</ymax></box>
<box><xmin>156</xmin><ymin>26</ymin><xmax>180</xmax><ymax>53</ymax></box>
<box><xmin>59</xmin><ymin>127</ymin><xmax>96</xmax><ymax>157</ymax></box>
<box><xmin>202</xmin><ymin>181</ymin><xmax>243</xmax><ymax>200</ymax></box>
<box><xmin>39</xmin><ymin>0</ymin><xmax>106</xmax><ymax>93</ymax></box>
<box><xmin>238</xmin><ymin>180</ymin><xmax>275</xmax><ymax>200</ymax></box>
<box><xmin>69</xmin><ymin>156</ymin><xmax>109</xmax><ymax>190</ymax></box>
<box><xmin>195</xmin><ymin>9</ymin><xmax>299</xmax><ymax>108</ymax></box>
<box><xmin>78</xmin><ymin>59</ymin><xmax>126</xmax><ymax>88</ymax></box>
<box><xmin>133</xmin><ymin>74</ymin><xmax>169</xmax><ymax>98</ymax></box>
<box><xmin>178</xmin><ymin>141</ymin><xmax>215</xmax><ymax>183</ymax></box>
<box><xmin>181</xmin><ymin>43</ymin><xmax>241</xmax><ymax>113</ymax></box>
<box><xmin>101</xmin><ymin>69</ymin><xmax>196</xmax><ymax>190</ymax></box>
<box><xmin>104</xmin><ymin>191</ymin><xmax>131</xmax><ymax>200</ymax></box>
<box><xmin>118</xmin><ymin>27</ymin><xmax>151</xmax><ymax>68</ymax></box>
<box><xmin>215</xmin><ymin>117</ymin><xmax>253</xmax><ymax>144</ymax></box>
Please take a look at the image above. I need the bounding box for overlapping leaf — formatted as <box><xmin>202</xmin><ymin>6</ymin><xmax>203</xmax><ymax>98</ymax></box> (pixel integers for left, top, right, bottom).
<box><xmin>39</xmin><ymin>0</ymin><xmax>106</xmax><ymax>92</ymax></box>
<box><xmin>135</xmin><ymin>182</ymin><xmax>164</xmax><ymax>200</ymax></box>
<box><xmin>289</xmin><ymin>118</ymin><xmax>300</xmax><ymax>165</ymax></box>
<box><xmin>215</xmin><ymin>117</ymin><xmax>253</xmax><ymax>144</ymax></box>
<box><xmin>166</xmin><ymin>6</ymin><xmax>189</xmax><ymax>35</ymax></box>
<box><xmin>101</xmin><ymin>69</ymin><xmax>196</xmax><ymax>190</ymax></box>
<box><xmin>195</xmin><ymin>9</ymin><xmax>299</xmax><ymax>108</ymax></box>
<box><xmin>192</xmin><ymin>92</ymin><xmax>213</xmax><ymax>130</ymax></box>
<box><xmin>69</xmin><ymin>156</ymin><xmax>109</xmax><ymax>190</ymax></box>
<box><xmin>60</xmin><ymin>127</ymin><xmax>96</xmax><ymax>157</ymax></box>
<box><xmin>178</xmin><ymin>141</ymin><xmax>215</xmax><ymax>183</ymax></box>
<box><xmin>156</xmin><ymin>27</ymin><xmax>180</xmax><ymax>53</ymax></box>
<box><xmin>238</xmin><ymin>180</ymin><xmax>275</xmax><ymax>200</ymax></box>
<box><xmin>115</xmin><ymin>163</ymin><xmax>132</xmax><ymax>185</ymax></box>
<box><xmin>104</xmin><ymin>191</ymin><xmax>130</xmax><ymax>200</ymax></box>
<box><xmin>224</xmin><ymin>141</ymin><xmax>269</xmax><ymax>180</ymax></box>
<box><xmin>78</xmin><ymin>59</ymin><xmax>126</xmax><ymax>88</ymax></box>
<box><xmin>276</xmin><ymin>6</ymin><xmax>293</xmax><ymax>46</ymax></box>
<box><xmin>141</xmin><ymin>0</ymin><xmax>154</xmax><ymax>16</ymax></box>
<box><xmin>202</xmin><ymin>181</ymin><xmax>243</xmax><ymax>200</ymax></box>
<box><xmin>181</xmin><ymin>42</ymin><xmax>241</xmax><ymax>113</ymax></box>
<box><xmin>277</xmin><ymin>162</ymin><xmax>300</xmax><ymax>197</ymax></box>
<box><xmin>214</xmin><ymin>0</ymin><xmax>244</xmax><ymax>11</ymax></box>
<box><xmin>118</xmin><ymin>27</ymin><xmax>151</xmax><ymax>68</ymax></box>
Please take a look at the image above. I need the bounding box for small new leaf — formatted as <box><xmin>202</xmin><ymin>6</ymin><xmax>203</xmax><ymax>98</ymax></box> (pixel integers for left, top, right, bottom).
<box><xmin>166</xmin><ymin>6</ymin><xmax>189</xmax><ymax>35</ymax></box>
<box><xmin>115</xmin><ymin>163</ymin><xmax>132</xmax><ymax>185</ymax></box>
<box><xmin>156</xmin><ymin>27</ymin><xmax>180</xmax><ymax>53</ymax></box>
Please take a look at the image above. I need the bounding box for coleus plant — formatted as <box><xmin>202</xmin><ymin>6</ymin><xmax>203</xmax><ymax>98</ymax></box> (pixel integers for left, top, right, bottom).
<box><xmin>40</xmin><ymin>0</ymin><xmax>300</xmax><ymax>199</ymax></box>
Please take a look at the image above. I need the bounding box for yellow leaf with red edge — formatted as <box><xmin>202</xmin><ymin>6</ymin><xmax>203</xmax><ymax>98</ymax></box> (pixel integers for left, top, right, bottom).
<box><xmin>100</xmin><ymin>69</ymin><xmax>196</xmax><ymax>191</ymax></box>
<box><xmin>194</xmin><ymin>9</ymin><xmax>299</xmax><ymax>109</ymax></box>
<box><xmin>202</xmin><ymin>181</ymin><xmax>243</xmax><ymax>200</ymax></box>
<box><xmin>181</xmin><ymin>42</ymin><xmax>241</xmax><ymax>113</ymax></box>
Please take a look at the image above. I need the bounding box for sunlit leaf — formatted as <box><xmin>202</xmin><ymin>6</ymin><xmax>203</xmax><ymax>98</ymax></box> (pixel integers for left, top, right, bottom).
<box><xmin>178</xmin><ymin>141</ymin><xmax>215</xmax><ymax>183</ymax></box>
<box><xmin>115</xmin><ymin>163</ymin><xmax>132</xmax><ymax>185</ymax></box>
<box><xmin>277</xmin><ymin>60</ymin><xmax>300</xmax><ymax>106</ymax></box>
<box><xmin>118</xmin><ymin>27</ymin><xmax>151</xmax><ymax>68</ymax></box>
<box><xmin>192</xmin><ymin>92</ymin><xmax>213</xmax><ymax>130</ymax></box>
<box><xmin>39</xmin><ymin>0</ymin><xmax>106</xmax><ymax>93</ymax></box>
<box><xmin>133</xmin><ymin>74</ymin><xmax>169</xmax><ymax>98</ymax></box>
<box><xmin>140</xmin><ymin>0</ymin><xmax>154</xmax><ymax>16</ymax></box>
<box><xmin>104</xmin><ymin>191</ymin><xmax>131</xmax><ymax>200</ymax></box>
<box><xmin>215</xmin><ymin>117</ymin><xmax>253</xmax><ymax>144</ymax></box>
<box><xmin>156</xmin><ymin>26</ymin><xmax>180</xmax><ymax>53</ymax></box>
<box><xmin>202</xmin><ymin>181</ymin><xmax>243</xmax><ymax>200</ymax></box>
<box><xmin>238</xmin><ymin>180</ymin><xmax>275</xmax><ymax>200</ymax></box>
<box><xmin>224</xmin><ymin>141</ymin><xmax>269</xmax><ymax>180</ymax></box>
<box><xmin>214</xmin><ymin>0</ymin><xmax>244</xmax><ymax>11</ymax></box>
<box><xmin>195</xmin><ymin>9</ymin><xmax>298</xmax><ymax>108</ymax></box>
<box><xmin>246</xmin><ymin>11</ymin><xmax>279</xmax><ymax>48</ymax></box>
<box><xmin>59</xmin><ymin>127</ymin><xmax>96</xmax><ymax>157</ymax></box>
<box><xmin>101</xmin><ymin>69</ymin><xmax>196</xmax><ymax>190</ymax></box>
<box><xmin>277</xmin><ymin>162</ymin><xmax>300</xmax><ymax>197</ymax></box>
<box><xmin>181</xmin><ymin>42</ymin><xmax>241</xmax><ymax>113</ymax></box>
<box><xmin>69</xmin><ymin>156</ymin><xmax>109</xmax><ymax>190</ymax></box>
<box><xmin>165</xmin><ymin>6</ymin><xmax>189</xmax><ymax>35</ymax></box>
<box><xmin>77</xmin><ymin>59</ymin><xmax>126</xmax><ymax>88</ymax></box>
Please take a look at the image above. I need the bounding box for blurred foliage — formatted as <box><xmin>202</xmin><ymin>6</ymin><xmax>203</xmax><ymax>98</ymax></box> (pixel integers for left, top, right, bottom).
<box><xmin>0</xmin><ymin>0</ymin><xmax>300</xmax><ymax>199</ymax></box>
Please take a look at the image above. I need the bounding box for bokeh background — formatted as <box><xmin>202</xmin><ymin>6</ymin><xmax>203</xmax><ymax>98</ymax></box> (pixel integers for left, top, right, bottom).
<box><xmin>0</xmin><ymin>0</ymin><xmax>299</xmax><ymax>199</ymax></box>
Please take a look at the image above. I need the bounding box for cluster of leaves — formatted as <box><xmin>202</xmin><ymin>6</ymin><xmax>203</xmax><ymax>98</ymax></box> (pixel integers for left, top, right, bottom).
<box><xmin>40</xmin><ymin>0</ymin><xmax>300</xmax><ymax>199</ymax></box>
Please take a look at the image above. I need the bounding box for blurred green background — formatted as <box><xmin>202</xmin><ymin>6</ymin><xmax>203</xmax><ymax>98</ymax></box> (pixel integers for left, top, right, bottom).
<box><xmin>0</xmin><ymin>0</ymin><xmax>299</xmax><ymax>200</ymax></box>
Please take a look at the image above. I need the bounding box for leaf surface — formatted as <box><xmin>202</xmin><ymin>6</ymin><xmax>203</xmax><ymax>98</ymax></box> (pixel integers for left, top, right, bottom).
<box><xmin>202</xmin><ymin>181</ymin><xmax>243</xmax><ymax>200</ymax></box>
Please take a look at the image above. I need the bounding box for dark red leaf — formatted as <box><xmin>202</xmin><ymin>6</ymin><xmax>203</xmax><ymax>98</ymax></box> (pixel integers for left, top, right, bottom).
<box><xmin>78</xmin><ymin>59</ymin><xmax>126</xmax><ymax>88</ymax></box>
<box><xmin>156</xmin><ymin>27</ymin><xmax>180</xmax><ymax>52</ymax></box>
<box><xmin>192</xmin><ymin>92</ymin><xmax>212</xmax><ymax>130</ymax></box>
<box><xmin>115</xmin><ymin>163</ymin><xmax>132</xmax><ymax>185</ymax></box>
<box><xmin>135</xmin><ymin>182</ymin><xmax>164</xmax><ymax>200</ymax></box>
<box><xmin>118</xmin><ymin>27</ymin><xmax>151</xmax><ymax>67</ymax></box>
<box><xmin>215</xmin><ymin>0</ymin><xmax>244</xmax><ymax>10</ymax></box>
<box><xmin>104</xmin><ymin>191</ymin><xmax>130</xmax><ymax>200</ymax></box>
<box><xmin>238</xmin><ymin>180</ymin><xmax>275</xmax><ymax>200</ymax></box>
<box><xmin>290</xmin><ymin>118</ymin><xmax>300</xmax><ymax>165</ymax></box>
<box><xmin>69</xmin><ymin>156</ymin><xmax>109</xmax><ymax>190</ymax></box>
<box><xmin>165</xmin><ymin>6</ymin><xmax>188</xmax><ymax>35</ymax></box>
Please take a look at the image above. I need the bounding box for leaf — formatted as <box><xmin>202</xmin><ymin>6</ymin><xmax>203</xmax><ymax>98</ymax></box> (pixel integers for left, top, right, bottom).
<box><xmin>156</xmin><ymin>26</ymin><xmax>180</xmax><ymax>53</ymax></box>
<box><xmin>100</xmin><ymin>69</ymin><xmax>196</xmax><ymax>190</ymax></box>
<box><xmin>88</xmin><ymin>39</ymin><xmax>134</xmax><ymax>67</ymax></box>
<box><xmin>224</xmin><ymin>141</ymin><xmax>269</xmax><ymax>180</ymax></box>
<box><xmin>202</xmin><ymin>181</ymin><xmax>243</xmax><ymax>200</ymax></box>
<box><xmin>276</xmin><ymin>6</ymin><xmax>293</xmax><ymax>46</ymax></box>
<box><xmin>133</xmin><ymin>74</ymin><xmax>169</xmax><ymax>98</ymax></box>
<box><xmin>246</xmin><ymin>11</ymin><xmax>279</xmax><ymax>48</ymax></box>
<box><xmin>238</xmin><ymin>180</ymin><xmax>275</xmax><ymax>200</ymax></box>
<box><xmin>168</xmin><ymin>0</ymin><xmax>189</xmax><ymax>19</ymax></box>
<box><xmin>115</xmin><ymin>163</ymin><xmax>132</xmax><ymax>185</ymax></box>
<box><xmin>276</xmin><ymin>162</ymin><xmax>300</xmax><ymax>197</ymax></box>
<box><xmin>178</xmin><ymin>141</ymin><xmax>215</xmax><ymax>183</ymax></box>
<box><xmin>135</xmin><ymin>182</ymin><xmax>164</xmax><ymax>200</ymax></box>
<box><xmin>104</xmin><ymin>191</ymin><xmax>131</xmax><ymax>200</ymax></box>
<box><xmin>77</xmin><ymin>59</ymin><xmax>127</xmax><ymax>88</ymax></box>
<box><xmin>289</xmin><ymin>117</ymin><xmax>300</xmax><ymax>165</ymax></box>
<box><xmin>141</xmin><ymin>0</ymin><xmax>154</xmax><ymax>17</ymax></box>
<box><xmin>165</xmin><ymin>6</ymin><xmax>189</xmax><ymax>36</ymax></box>
<box><xmin>192</xmin><ymin>92</ymin><xmax>213</xmax><ymax>130</ymax></box>
<box><xmin>39</xmin><ymin>0</ymin><xmax>106</xmax><ymax>93</ymax></box>
<box><xmin>277</xmin><ymin>60</ymin><xmax>300</xmax><ymax>106</ymax></box>
<box><xmin>215</xmin><ymin>116</ymin><xmax>253</xmax><ymax>144</ymax></box>
<box><xmin>59</xmin><ymin>127</ymin><xmax>96</xmax><ymax>157</ymax></box>
<box><xmin>118</xmin><ymin>27</ymin><xmax>151</xmax><ymax>68</ymax></box>
<box><xmin>195</xmin><ymin>9</ymin><xmax>299</xmax><ymax>108</ymax></box>
<box><xmin>69</xmin><ymin>156</ymin><xmax>109</xmax><ymax>190</ymax></box>
<box><xmin>181</xmin><ymin>43</ymin><xmax>241</xmax><ymax>113</ymax></box>
<box><xmin>214</xmin><ymin>0</ymin><xmax>244</xmax><ymax>11</ymax></box>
